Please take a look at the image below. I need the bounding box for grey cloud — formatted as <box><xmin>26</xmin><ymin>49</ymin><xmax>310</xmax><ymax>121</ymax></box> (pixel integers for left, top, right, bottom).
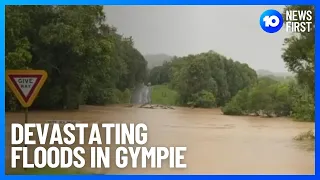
<box><xmin>103</xmin><ymin>6</ymin><xmax>290</xmax><ymax>72</ymax></box>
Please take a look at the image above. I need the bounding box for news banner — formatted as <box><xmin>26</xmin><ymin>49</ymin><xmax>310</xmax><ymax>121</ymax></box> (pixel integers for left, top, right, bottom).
<box><xmin>11</xmin><ymin>123</ymin><xmax>187</xmax><ymax>169</ymax></box>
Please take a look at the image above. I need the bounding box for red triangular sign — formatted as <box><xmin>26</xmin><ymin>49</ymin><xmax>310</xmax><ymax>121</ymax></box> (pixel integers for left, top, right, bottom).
<box><xmin>8</xmin><ymin>75</ymin><xmax>42</xmax><ymax>102</ymax></box>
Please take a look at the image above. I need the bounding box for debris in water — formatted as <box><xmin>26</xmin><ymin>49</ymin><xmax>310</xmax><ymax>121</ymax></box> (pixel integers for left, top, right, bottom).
<box><xmin>124</xmin><ymin>104</ymin><xmax>134</xmax><ymax>107</ymax></box>
<box><xmin>293</xmin><ymin>130</ymin><xmax>315</xmax><ymax>141</ymax></box>
<box><xmin>139</xmin><ymin>103</ymin><xmax>175</xmax><ymax>110</ymax></box>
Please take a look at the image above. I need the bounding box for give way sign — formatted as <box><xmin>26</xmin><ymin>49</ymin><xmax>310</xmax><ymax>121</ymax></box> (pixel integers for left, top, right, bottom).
<box><xmin>6</xmin><ymin>70</ymin><xmax>48</xmax><ymax>108</ymax></box>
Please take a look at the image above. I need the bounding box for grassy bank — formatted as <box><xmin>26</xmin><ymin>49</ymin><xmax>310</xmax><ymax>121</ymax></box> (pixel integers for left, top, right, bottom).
<box><xmin>151</xmin><ymin>84</ymin><xmax>178</xmax><ymax>105</ymax></box>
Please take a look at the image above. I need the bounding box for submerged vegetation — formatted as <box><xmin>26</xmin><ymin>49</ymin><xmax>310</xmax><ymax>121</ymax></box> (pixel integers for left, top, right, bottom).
<box><xmin>221</xmin><ymin>78</ymin><xmax>314</xmax><ymax>122</ymax></box>
<box><xmin>293</xmin><ymin>130</ymin><xmax>315</xmax><ymax>141</ymax></box>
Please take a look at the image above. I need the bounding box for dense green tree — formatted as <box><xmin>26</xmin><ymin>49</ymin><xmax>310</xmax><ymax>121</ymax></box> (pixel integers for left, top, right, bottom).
<box><xmin>5</xmin><ymin>6</ymin><xmax>147</xmax><ymax>111</ymax></box>
<box><xmin>222</xmin><ymin>76</ymin><xmax>313</xmax><ymax>121</ymax></box>
<box><xmin>282</xmin><ymin>5</ymin><xmax>314</xmax><ymax>93</ymax></box>
<box><xmin>148</xmin><ymin>61</ymin><xmax>170</xmax><ymax>85</ymax></box>
<box><xmin>289</xmin><ymin>82</ymin><xmax>314</xmax><ymax>121</ymax></box>
<box><xmin>222</xmin><ymin>77</ymin><xmax>292</xmax><ymax>117</ymax></box>
<box><xmin>281</xmin><ymin>5</ymin><xmax>314</xmax><ymax>121</ymax></box>
<box><xmin>148</xmin><ymin>50</ymin><xmax>257</xmax><ymax>107</ymax></box>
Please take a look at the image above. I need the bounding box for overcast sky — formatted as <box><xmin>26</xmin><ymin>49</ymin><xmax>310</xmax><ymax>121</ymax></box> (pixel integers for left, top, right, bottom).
<box><xmin>103</xmin><ymin>6</ymin><xmax>290</xmax><ymax>72</ymax></box>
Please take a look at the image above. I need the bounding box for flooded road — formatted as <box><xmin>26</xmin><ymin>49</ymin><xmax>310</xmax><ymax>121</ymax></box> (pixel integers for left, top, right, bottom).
<box><xmin>6</xmin><ymin>105</ymin><xmax>315</xmax><ymax>174</ymax></box>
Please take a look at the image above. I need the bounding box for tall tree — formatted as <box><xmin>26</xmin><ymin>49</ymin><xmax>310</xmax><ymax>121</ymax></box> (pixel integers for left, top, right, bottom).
<box><xmin>282</xmin><ymin>5</ymin><xmax>315</xmax><ymax>94</ymax></box>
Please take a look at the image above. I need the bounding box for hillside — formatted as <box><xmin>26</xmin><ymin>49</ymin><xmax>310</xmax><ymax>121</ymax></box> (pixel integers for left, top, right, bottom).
<box><xmin>144</xmin><ymin>54</ymin><xmax>172</xmax><ymax>69</ymax></box>
<box><xmin>257</xmin><ymin>69</ymin><xmax>293</xmax><ymax>77</ymax></box>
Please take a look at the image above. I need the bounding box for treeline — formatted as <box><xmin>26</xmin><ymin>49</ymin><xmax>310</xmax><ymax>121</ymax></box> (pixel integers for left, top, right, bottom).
<box><xmin>6</xmin><ymin>6</ymin><xmax>147</xmax><ymax>111</ymax></box>
<box><xmin>222</xmin><ymin>77</ymin><xmax>314</xmax><ymax>121</ymax></box>
<box><xmin>148</xmin><ymin>51</ymin><xmax>258</xmax><ymax>107</ymax></box>
<box><xmin>222</xmin><ymin>5</ymin><xmax>314</xmax><ymax>122</ymax></box>
<box><xmin>148</xmin><ymin>5</ymin><xmax>314</xmax><ymax>122</ymax></box>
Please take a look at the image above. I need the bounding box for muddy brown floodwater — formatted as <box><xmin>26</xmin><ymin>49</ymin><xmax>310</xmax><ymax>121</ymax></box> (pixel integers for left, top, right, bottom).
<box><xmin>6</xmin><ymin>105</ymin><xmax>315</xmax><ymax>175</ymax></box>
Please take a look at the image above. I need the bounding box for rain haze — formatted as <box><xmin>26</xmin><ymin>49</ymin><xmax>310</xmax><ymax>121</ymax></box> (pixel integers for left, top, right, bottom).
<box><xmin>103</xmin><ymin>5</ymin><xmax>290</xmax><ymax>73</ymax></box>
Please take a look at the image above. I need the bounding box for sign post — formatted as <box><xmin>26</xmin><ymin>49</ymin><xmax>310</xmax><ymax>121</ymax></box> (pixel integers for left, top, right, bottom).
<box><xmin>5</xmin><ymin>70</ymin><xmax>48</xmax><ymax>169</ymax></box>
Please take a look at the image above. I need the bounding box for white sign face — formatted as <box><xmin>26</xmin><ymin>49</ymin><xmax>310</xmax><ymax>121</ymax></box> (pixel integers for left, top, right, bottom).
<box><xmin>13</xmin><ymin>77</ymin><xmax>38</xmax><ymax>98</ymax></box>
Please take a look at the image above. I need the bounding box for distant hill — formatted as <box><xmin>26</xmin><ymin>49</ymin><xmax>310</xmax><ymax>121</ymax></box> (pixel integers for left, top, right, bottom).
<box><xmin>257</xmin><ymin>69</ymin><xmax>293</xmax><ymax>77</ymax></box>
<box><xmin>144</xmin><ymin>54</ymin><xmax>172</xmax><ymax>69</ymax></box>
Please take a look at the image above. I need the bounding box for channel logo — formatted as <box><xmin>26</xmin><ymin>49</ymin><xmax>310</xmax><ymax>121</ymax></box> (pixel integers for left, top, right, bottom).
<box><xmin>260</xmin><ymin>9</ymin><xmax>283</xmax><ymax>33</ymax></box>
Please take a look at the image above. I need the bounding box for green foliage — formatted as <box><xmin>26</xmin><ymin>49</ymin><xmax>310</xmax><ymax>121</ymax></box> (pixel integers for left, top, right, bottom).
<box><xmin>122</xmin><ymin>88</ymin><xmax>132</xmax><ymax>104</ymax></box>
<box><xmin>221</xmin><ymin>101</ymin><xmax>243</xmax><ymax>115</ymax></box>
<box><xmin>281</xmin><ymin>5</ymin><xmax>314</xmax><ymax>121</ymax></box>
<box><xmin>221</xmin><ymin>88</ymin><xmax>249</xmax><ymax>115</ymax></box>
<box><xmin>112</xmin><ymin>88</ymin><xmax>133</xmax><ymax>104</ymax></box>
<box><xmin>289</xmin><ymin>83</ymin><xmax>314</xmax><ymax>121</ymax></box>
<box><xmin>222</xmin><ymin>77</ymin><xmax>314</xmax><ymax>121</ymax></box>
<box><xmin>149</xmin><ymin>51</ymin><xmax>257</xmax><ymax>107</ymax></box>
<box><xmin>86</xmin><ymin>88</ymin><xmax>132</xmax><ymax>105</ymax></box>
<box><xmin>5</xmin><ymin>6</ymin><xmax>147</xmax><ymax>110</ymax></box>
<box><xmin>189</xmin><ymin>90</ymin><xmax>216</xmax><ymax>108</ymax></box>
<box><xmin>223</xmin><ymin>78</ymin><xmax>289</xmax><ymax>116</ymax></box>
<box><xmin>282</xmin><ymin>5</ymin><xmax>314</xmax><ymax>94</ymax></box>
<box><xmin>148</xmin><ymin>62</ymin><xmax>171</xmax><ymax>85</ymax></box>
